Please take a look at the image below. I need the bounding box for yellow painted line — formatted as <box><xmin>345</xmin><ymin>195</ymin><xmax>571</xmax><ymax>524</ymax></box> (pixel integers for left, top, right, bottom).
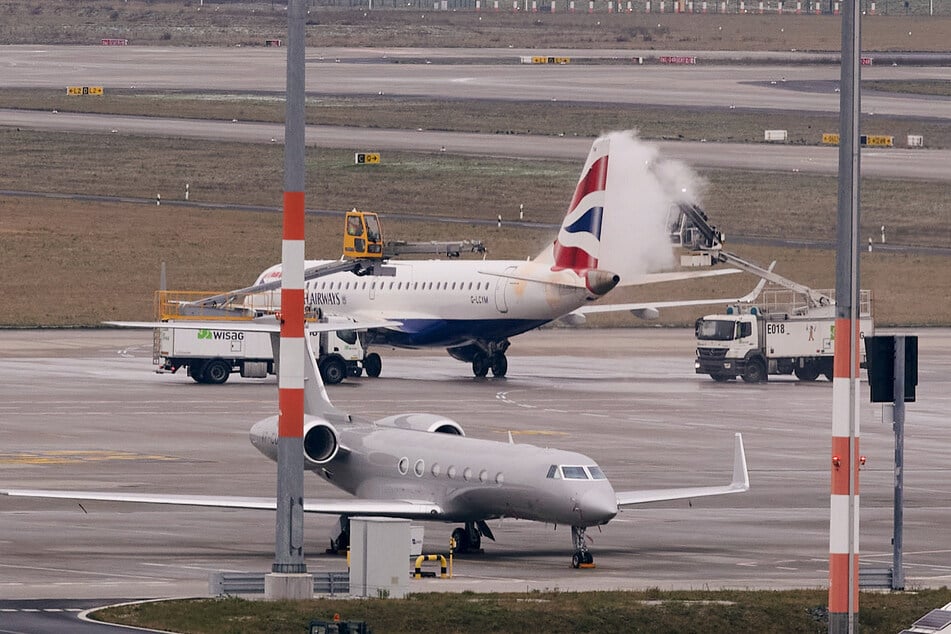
<box><xmin>0</xmin><ymin>450</ymin><xmax>182</xmax><ymax>465</ymax></box>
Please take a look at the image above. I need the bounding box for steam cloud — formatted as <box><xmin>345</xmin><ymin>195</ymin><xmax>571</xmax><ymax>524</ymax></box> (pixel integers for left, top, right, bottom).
<box><xmin>597</xmin><ymin>130</ymin><xmax>706</xmax><ymax>284</ymax></box>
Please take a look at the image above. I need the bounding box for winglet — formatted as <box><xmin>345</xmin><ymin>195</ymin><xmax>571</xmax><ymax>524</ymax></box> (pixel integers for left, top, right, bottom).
<box><xmin>737</xmin><ymin>261</ymin><xmax>775</xmax><ymax>304</ymax></box>
<box><xmin>731</xmin><ymin>432</ymin><xmax>750</xmax><ymax>492</ymax></box>
<box><xmin>614</xmin><ymin>433</ymin><xmax>750</xmax><ymax>508</ymax></box>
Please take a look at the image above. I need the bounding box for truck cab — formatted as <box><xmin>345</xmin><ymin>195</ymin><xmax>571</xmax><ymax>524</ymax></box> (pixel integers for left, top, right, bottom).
<box><xmin>695</xmin><ymin>310</ymin><xmax>764</xmax><ymax>383</ymax></box>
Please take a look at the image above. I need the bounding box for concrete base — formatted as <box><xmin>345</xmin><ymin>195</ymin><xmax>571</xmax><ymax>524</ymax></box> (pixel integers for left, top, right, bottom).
<box><xmin>264</xmin><ymin>573</ymin><xmax>314</xmax><ymax>601</ymax></box>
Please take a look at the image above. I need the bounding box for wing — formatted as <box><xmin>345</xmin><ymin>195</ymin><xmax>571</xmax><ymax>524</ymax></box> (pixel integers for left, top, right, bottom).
<box><xmin>617</xmin><ymin>267</ymin><xmax>740</xmax><ymax>287</ymax></box>
<box><xmin>574</xmin><ymin>275</ymin><xmax>767</xmax><ymax>320</ymax></box>
<box><xmin>105</xmin><ymin>318</ymin><xmax>400</xmax><ymax>332</ymax></box>
<box><xmin>615</xmin><ymin>433</ymin><xmax>749</xmax><ymax>508</ymax></box>
<box><xmin>0</xmin><ymin>489</ymin><xmax>442</xmax><ymax>519</ymax></box>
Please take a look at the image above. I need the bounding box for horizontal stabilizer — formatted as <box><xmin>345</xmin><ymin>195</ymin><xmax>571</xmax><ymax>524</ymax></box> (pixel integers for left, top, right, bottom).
<box><xmin>618</xmin><ymin>267</ymin><xmax>739</xmax><ymax>287</ymax></box>
<box><xmin>0</xmin><ymin>489</ymin><xmax>443</xmax><ymax>519</ymax></box>
<box><xmin>577</xmin><ymin>275</ymin><xmax>766</xmax><ymax>318</ymax></box>
<box><xmin>615</xmin><ymin>433</ymin><xmax>749</xmax><ymax>507</ymax></box>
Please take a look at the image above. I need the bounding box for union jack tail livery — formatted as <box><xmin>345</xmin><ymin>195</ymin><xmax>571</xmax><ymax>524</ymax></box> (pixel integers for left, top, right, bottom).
<box><xmin>550</xmin><ymin>136</ymin><xmax>610</xmax><ymax>273</ymax></box>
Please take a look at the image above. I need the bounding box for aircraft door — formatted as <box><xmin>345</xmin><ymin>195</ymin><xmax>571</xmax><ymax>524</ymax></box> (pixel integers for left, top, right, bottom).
<box><xmin>495</xmin><ymin>266</ymin><xmax>514</xmax><ymax>314</ymax></box>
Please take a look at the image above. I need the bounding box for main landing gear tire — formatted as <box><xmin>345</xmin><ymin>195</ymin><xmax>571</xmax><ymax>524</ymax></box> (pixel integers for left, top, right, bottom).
<box><xmin>489</xmin><ymin>352</ymin><xmax>508</xmax><ymax>378</ymax></box>
<box><xmin>571</xmin><ymin>550</ymin><xmax>594</xmax><ymax>569</ymax></box>
<box><xmin>363</xmin><ymin>352</ymin><xmax>382</xmax><ymax>378</ymax></box>
<box><xmin>202</xmin><ymin>359</ymin><xmax>231</xmax><ymax>385</ymax></box>
<box><xmin>471</xmin><ymin>354</ymin><xmax>489</xmax><ymax>378</ymax></box>
<box><xmin>319</xmin><ymin>356</ymin><xmax>347</xmax><ymax>385</ymax></box>
<box><xmin>451</xmin><ymin>526</ymin><xmax>482</xmax><ymax>553</ymax></box>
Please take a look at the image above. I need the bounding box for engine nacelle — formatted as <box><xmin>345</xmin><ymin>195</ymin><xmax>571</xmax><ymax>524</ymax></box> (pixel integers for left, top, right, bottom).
<box><xmin>374</xmin><ymin>413</ymin><xmax>465</xmax><ymax>437</ymax></box>
<box><xmin>303</xmin><ymin>421</ymin><xmax>340</xmax><ymax>465</ymax></box>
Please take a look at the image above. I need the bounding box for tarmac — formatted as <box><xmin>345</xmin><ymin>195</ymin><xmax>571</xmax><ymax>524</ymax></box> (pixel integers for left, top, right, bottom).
<box><xmin>1</xmin><ymin>327</ymin><xmax>950</xmax><ymax>599</ymax></box>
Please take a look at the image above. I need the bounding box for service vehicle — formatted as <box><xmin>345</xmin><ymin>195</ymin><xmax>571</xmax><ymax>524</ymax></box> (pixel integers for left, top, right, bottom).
<box><xmin>694</xmin><ymin>288</ymin><xmax>873</xmax><ymax>383</ymax></box>
<box><xmin>668</xmin><ymin>202</ymin><xmax>874</xmax><ymax>383</ymax></box>
<box><xmin>152</xmin><ymin>292</ymin><xmax>376</xmax><ymax>385</ymax></box>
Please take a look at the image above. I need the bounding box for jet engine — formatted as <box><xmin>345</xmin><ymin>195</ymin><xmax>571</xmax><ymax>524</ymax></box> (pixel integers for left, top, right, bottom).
<box><xmin>303</xmin><ymin>421</ymin><xmax>340</xmax><ymax>465</ymax></box>
<box><xmin>374</xmin><ymin>413</ymin><xmax>465</xmax><ymax>436</ymax></box>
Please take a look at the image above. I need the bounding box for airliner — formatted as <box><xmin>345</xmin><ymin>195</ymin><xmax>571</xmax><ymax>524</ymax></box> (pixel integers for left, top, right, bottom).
<box><xmin>2</xmin><ymin>328</ymin><xmax>749</xmax><ymax>568</ymax></box>
<box><xmin>247</xmin><ymin>131</ymin><xmax>747</xmax><ymax>378</ymax></box>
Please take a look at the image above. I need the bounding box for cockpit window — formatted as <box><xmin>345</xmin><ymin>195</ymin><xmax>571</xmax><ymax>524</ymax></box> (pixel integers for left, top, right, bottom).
<box><xmin>587</xmin><ymin>466</ymin><xmax>606</xmax><ymax>480</ymax></box>
<box><xmin>546</xmin><ymin>465</ymin><xmax>559</xmax><ymax>479</ymax></box>
<box><xmin>561</xmin><ymin>466</ymin><xmax>589</xmax><ymax>480</ymax></box>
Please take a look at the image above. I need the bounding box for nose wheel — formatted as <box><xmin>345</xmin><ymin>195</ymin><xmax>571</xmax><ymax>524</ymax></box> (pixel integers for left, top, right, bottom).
<box><xmin>571</xmin><ymin>550</ymin><xmax>594</xmax><ymax>569</ymax></box>
<box><xmin>570</xmin><ymin>525</ymin><xmax>596</xmax><ymax>569</ymax></box>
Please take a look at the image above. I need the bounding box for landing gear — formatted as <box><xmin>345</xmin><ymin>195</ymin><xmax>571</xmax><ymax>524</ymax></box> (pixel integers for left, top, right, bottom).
<box><xmin>450</xmin><ymin>521</ymin><xmax>494</xmax><ymax>554</ymax></box>
<box><xmin>489</xmin><ymin>352</ymin><xmax>508</xmax><ymax>378</ymax></box>
<box><xmin>471</xmin><ymin>353</ymin><xmax>489</xmax><ymax>378</ymax></box>
<box><xmin>570</xmin><ymin>526</ymin><xmax>595</xmax><ymax>569</ymax></box>
<box><xmin>448</xmin><ymin>340</ymin><xmax>510</xmax><ymax>379</ymax></box>
<box><xmin>326</xmin><ymin>516</ymin><xmax>350</xmax><ymax>554</ymax></box>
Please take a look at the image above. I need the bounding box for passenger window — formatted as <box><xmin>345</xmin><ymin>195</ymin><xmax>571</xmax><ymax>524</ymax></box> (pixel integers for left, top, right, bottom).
<box><xmin>398</xmin><ymin>457</ymin><xmax>409</xmax><ymax>475</ymax></box>
<box><xmin>495</xmin><ymin>472</ymin><xmax>504</xmax><ymax>485</ymax></box>
<box><xmin>479</xmin><ymin>469</ymin><xmax>488</xmax><ymax>483</ymax></box>
<box><xmin>447</xmin><ymin>466</ymin><xmax>456</xmax><ymax>479</ymax></box>
<box><xmin>414</xmin><ymin>459</ymin><xmax>425</xmax><ymax>477</ymax></box>
<box><xmin>463</xmin><ymin>467</ymin><xmax>473</xmax><ymax>481</ymax></box>
<box><xmin>431</xmin><ymin>463</ymin><xmax>441</xmax><ymax>477</ymax></box>
<box><xmin>739</xmin><ymin>322</ymin><xmax>753</xmax><ymax>338</ymax></box>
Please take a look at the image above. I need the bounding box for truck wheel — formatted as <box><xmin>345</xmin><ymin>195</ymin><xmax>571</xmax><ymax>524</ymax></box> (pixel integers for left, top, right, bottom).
<box><xmin>794</xmin><ymin>362</ymin><xmax>820</xmax><ymax>382</ymax></box>
<box><xmin>203</xmin><ymin>359</ymin><xmax>231</xmax><ymax>385</ymax></box>
<box><xmin>363</xmin><ymin>352</ymin><xmax>382</xmax><ymax>378</ymax></box>
<box><xmin>741</xmin><ymin>359</ymin><xmax>767</xmax><ymax>383</ymax></box>
<box><xmin>189</xmin><ymin>361</ymin><xmax>207</xmax><ymax>384</ymax></box>
<box><xmin>319</xmin><ymin>356</ymin><xmax>347</xmax><ymax>385</ymax></box>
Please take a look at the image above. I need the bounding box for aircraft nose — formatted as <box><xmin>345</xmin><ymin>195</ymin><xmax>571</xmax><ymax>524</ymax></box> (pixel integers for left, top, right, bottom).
<box><xmin>580</xmin><ymin>485</ymin><xmax>619</xmax><ymax>524</ymax></box>
<box><xmin>249</xmin><ymin>416</ymin><xmax>278</xmax><ymax>460</ymax></box>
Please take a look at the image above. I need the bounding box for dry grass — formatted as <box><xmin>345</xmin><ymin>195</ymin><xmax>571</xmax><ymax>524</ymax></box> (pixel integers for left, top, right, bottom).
<box><xmin>1</xmin><ymin>128</ymin><xmax>947</xmax><ymax>327</ymax></box>
<box><xmin>1</xmin><ymin>3</ymin><xmax>947</xmax><ymax>328</ymax></box>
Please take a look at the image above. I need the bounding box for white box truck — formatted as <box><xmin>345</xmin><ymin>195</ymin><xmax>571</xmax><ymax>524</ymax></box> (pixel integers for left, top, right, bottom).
<box><xmin>156</xmin><ymin>323</ymin><xmax>376</xmax><ymax>385</ymax></box>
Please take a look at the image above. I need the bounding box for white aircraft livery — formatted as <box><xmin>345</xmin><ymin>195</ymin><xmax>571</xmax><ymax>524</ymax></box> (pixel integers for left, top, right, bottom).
<box><xmin>2</xmin><ymin>330</ymin><xmax>749</xmax><ymax>568</ymax></box>
<box><xmin>251</xmin><ymin>132</ymin><xmax>740</xmax><ymax>378</ymax></box>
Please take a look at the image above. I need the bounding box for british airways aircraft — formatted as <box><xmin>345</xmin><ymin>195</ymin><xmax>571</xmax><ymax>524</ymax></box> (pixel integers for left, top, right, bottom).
<box><xmin>250</xmin><ymin>132</ymin><xmax>744</xmax><ymax>378</ymax></box>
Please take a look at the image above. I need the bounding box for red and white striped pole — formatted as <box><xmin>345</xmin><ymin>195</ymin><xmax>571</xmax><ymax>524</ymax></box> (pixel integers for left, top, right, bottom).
<box><xmin>829</xmin><ymin>318</ymin><xmax>860</xmax><ymax>629</ymax></box>
<box><xmin>266</xmin><ymin>0</ymin><xmax>310</xmax><ymax>599</ymax></box>
<box><xmin>829</xmin><ymin>0</ymin><xmax>862</xmax><ymax>628</ymax></box>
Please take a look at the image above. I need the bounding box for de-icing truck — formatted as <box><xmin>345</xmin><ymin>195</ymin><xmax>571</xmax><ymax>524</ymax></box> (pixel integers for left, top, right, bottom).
<box><xmin>667</xmin><ymin>201</ymin><xmax>874</xmax><ymax>383</ymax></box>
<box><xmin>694</xmin><ymin>288</ymin><xmax>874</xmax><ymax>383</ymax></box>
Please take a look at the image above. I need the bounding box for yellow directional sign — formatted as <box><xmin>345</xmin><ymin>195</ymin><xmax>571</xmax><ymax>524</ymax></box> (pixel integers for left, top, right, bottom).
<box><xmin>354</xmin><ymin>152</ymin><xmax>381</xmax><ymax>165</ymax></box>
<box><xmin>822</xmin><ymin>133</ymin><xmax>893</xmax><ymax>147</ymax></box>
<box><xmin>864</xmin><ymin>135</ymin><xmax>893</xmax><ymax>147</ymax></box>
<box><xmin>66</xmin><ymin>86</ymin><xmax>104</xmax><ymax>96</ymax></box>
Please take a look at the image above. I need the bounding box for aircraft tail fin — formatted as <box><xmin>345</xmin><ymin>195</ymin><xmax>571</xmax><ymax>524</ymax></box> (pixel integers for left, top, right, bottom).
<box><xmin>543</xmin><ymin>135</ymin><xmax>610</xmax><ymax>274</ymax></box>
<box><xmin>268</xmin><ymin>330</ymin><xmax>349</xmax><ymax>422</ymax></box>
